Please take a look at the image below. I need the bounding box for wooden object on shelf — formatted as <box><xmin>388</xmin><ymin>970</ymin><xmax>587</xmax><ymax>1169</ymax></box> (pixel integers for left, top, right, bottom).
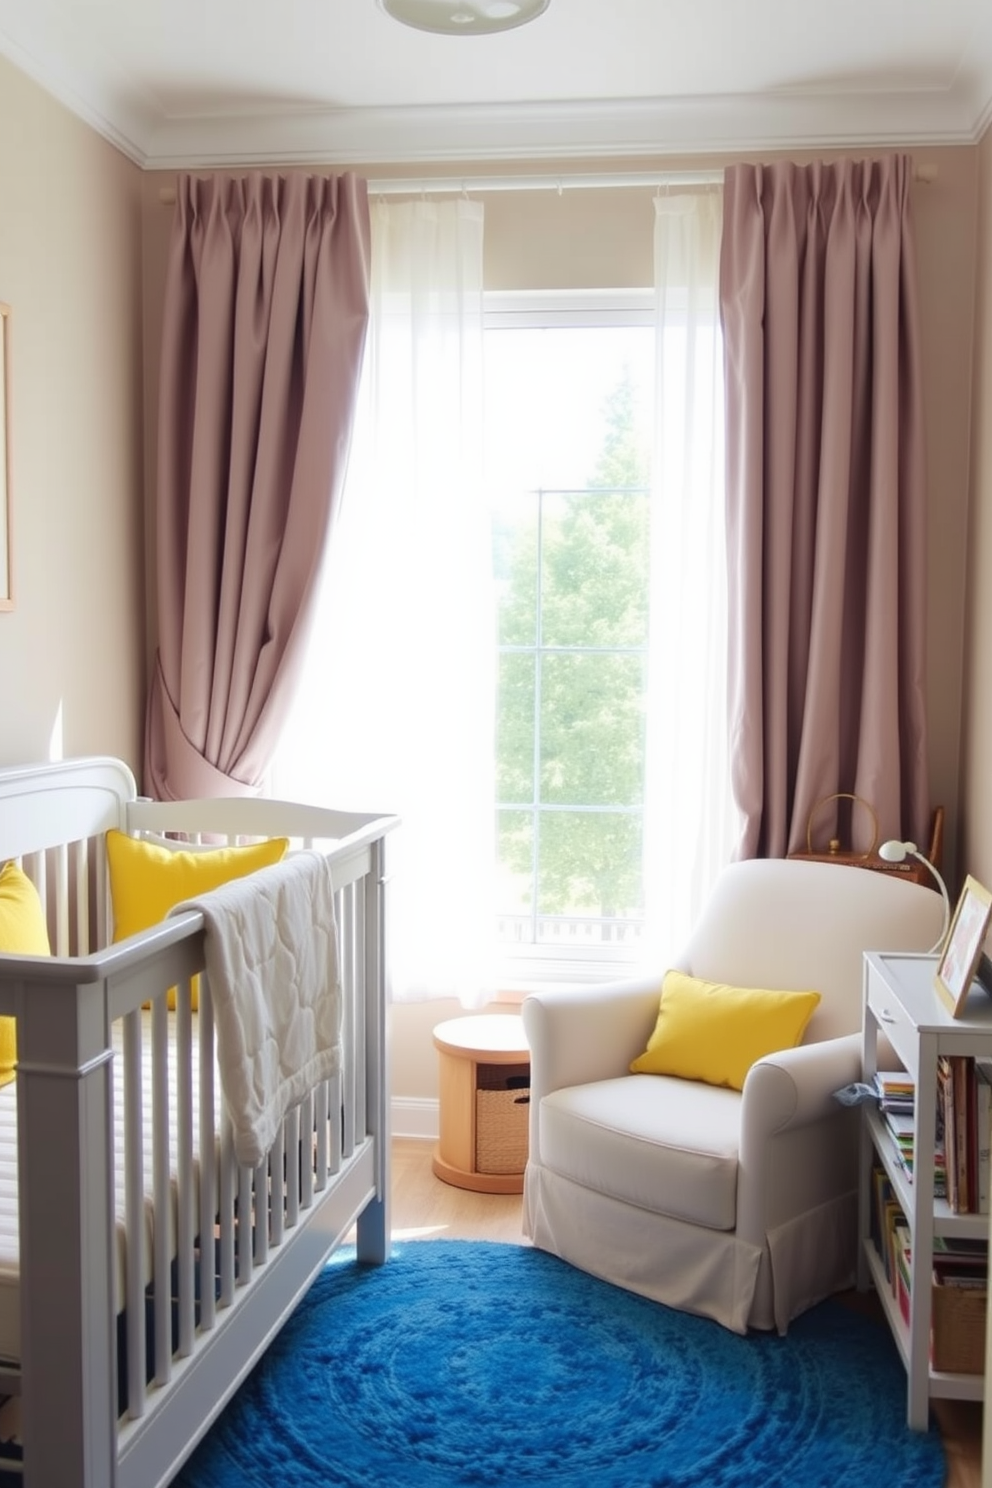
<box><xmin>789</xmin><ymin>801</ymin><xmax>945</xmax><ymax>887</ymax></box>
<box><xmin>858</xmin><ymin>950</ymin><xmax>992</xmax><ymax>1429</ymax></box>
<box><xmin>432</xmin><ymin>1014</ymin><xmax>530</xmax><ymax>1195</ymax></box>
<box><xmin>928</xmin><ymin>806</ymin><xmax>945</xmax><ymax>873</ymax></box>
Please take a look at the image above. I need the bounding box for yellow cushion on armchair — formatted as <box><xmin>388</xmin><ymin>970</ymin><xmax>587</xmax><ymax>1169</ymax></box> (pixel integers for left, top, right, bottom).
<box><xmin>630</xmin><ymin>969</ymin><xmax>821</xmax><ymax>1090</ymax></box>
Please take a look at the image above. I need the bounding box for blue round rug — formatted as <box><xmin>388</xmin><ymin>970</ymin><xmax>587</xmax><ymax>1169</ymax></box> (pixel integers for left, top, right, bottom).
<box><xmin>175</xmin><ymin>1239</ymin><xmax>946</xmax><ymax>1488</ymax></box>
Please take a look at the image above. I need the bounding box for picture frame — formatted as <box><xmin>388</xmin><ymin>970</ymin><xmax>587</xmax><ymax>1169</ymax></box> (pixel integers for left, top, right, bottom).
<box><xmin>0</xmin><ymin>303</ymin><xmax>10</xmax><ymax>612</ymax></box>
<box><xmin>934</xmin><ymin>874</ymin><xmax>992</xmax><ymax>1017</ymax></box>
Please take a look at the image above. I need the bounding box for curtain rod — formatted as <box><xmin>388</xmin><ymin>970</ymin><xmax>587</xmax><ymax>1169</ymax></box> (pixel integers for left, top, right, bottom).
<box><xmin>157</xmin><ymin>162</ymin><xmax>936</xmax><ymax>206</ymax></box>
<box><xmin>365</xmin><ymin>170</ymin><xmax>725</xmax><ymax>195</ymax></box>
<box><xmin>157</xmin><ymin>170</ymin><xmax>721</xmax><ymax>205</ymax></box>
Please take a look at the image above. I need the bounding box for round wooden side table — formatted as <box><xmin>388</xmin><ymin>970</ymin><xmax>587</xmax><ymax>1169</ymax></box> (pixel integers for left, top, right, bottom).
<box><xmin>432</xmin><ymin>1013</ymin><xmax>530</xmax><ymax>1194</ymax></box>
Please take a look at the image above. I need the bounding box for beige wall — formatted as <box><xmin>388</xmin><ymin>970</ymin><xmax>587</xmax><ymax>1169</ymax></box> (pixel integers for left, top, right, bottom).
<box><xmin>0</xmin><ymin>55</ymin><xmax>145</xmax><ymax>775</ymax></box>
<box><xmin>961</xmin><ymin>127</ymin><xmax>992</xmax><ymax>891</ymax></box>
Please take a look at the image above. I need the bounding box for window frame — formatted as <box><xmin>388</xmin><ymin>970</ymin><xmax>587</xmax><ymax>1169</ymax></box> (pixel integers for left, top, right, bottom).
<box><xmin>485</xmin><ymin>287</ymin><xmax>656</xmax><ymax>994</ymax></box>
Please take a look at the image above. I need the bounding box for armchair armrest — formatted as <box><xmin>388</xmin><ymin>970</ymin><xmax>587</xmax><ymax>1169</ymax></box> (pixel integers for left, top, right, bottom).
<box><xmin>523</xmin><ymin>978</ymin><xmax>664</xmax><ymax>1096</ymax></box>
<box><xmin>741</xmin><ymin>1033</ymin><xmax>863</xmax><ymax>1142</ymax></box>
<box><xmin>522</xmin><ymin>978</ymin><xmax>662</xmax><ymax>1163</ymax></box>
<box><xmin>737</xmin><ymin>1032</ymin><xmax>862</xmax><ymax>1242</ymax></box>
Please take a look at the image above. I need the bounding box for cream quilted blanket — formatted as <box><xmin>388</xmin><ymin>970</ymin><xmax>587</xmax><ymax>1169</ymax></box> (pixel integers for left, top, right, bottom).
<box><xmin>169</xmin><ymin>850</ymin><xmax>342</xmax><ymax>1167</ymax></box>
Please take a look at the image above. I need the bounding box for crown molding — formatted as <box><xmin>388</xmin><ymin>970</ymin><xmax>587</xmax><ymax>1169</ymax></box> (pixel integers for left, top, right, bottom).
<box><xmin>142</xmin><ymin>89</ymin><xmax>991</xmax><ymax>172</ymax></box>
<box><xmin>975</xmin><ymin>89</ymin><xmax>992</xmax><ymax>144</ymax></box>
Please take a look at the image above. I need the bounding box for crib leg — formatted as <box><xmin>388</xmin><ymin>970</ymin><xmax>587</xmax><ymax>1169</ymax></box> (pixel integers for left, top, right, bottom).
<box><xmin>18</xmin><ymin>977</ymin><xmax>117</xmax><ymax>1487</ymax></box>
<box><xmin>357</xmin><ymin>835</ymin><xmax>390</xmax><ymax>1269</ymax></box>
<box><xmin>356</xmin><ymin>1192</ymin><xmax>389</xmax><ymax>1265</ymax></box>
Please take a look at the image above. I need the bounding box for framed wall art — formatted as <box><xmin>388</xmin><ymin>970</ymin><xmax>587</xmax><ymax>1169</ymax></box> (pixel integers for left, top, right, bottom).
<box><xmin>934</xmin><ymin>874</ymin><xmax>992</xmax><ymax>1017</ymax></box>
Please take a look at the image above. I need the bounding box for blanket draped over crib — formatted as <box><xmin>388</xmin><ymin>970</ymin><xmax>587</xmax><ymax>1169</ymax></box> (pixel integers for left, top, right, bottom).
<box><xmin>171</xmin><ymin>850</ymin><xmax>342</xmax><ymax>1166</ymax></box>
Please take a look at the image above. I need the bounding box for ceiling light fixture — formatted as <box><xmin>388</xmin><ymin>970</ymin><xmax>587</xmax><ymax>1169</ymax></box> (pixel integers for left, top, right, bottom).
<box><xmin>378</xmin><ymin>0</ymin><xmax>550</xmax><ymax>36</ymax></box>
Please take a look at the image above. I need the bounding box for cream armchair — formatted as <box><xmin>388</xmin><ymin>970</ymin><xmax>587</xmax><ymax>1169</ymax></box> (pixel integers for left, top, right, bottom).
<box><xmin>522</xmin><ymin>858</ymin><xmax>943</xmax><ymax>1335</ymax></box>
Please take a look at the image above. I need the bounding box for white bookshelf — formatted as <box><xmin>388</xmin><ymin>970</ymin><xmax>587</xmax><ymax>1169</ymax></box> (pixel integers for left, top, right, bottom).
<box><xmin>859</xmin><ymin>951</ymin><xmax>992</xmax><ymax>1428</ymax></box>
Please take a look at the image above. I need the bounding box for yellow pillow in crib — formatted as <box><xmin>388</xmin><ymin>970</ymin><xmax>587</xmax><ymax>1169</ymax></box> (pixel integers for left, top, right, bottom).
<box><xmin>0</xmin><ymin>862</ymin><xmax>52</xmax><ymax>1086</ymax></box>
<box><xmin>105</xmin><ymin>830</ymin><xmax>289</xmax><ymax>1009</ymax></box>
<box><xmin>629</xmin><ymin>970</ymin><xmax>821</xmax><ymax>1091</ymax></box>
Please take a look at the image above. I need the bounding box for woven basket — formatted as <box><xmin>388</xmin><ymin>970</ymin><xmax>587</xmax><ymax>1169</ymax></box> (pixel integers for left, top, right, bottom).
<box><xmin>475</xmin><ymin>1062</ymin><xmax>530</xmax><ymax>1175</ymax></box>
<box><xmin>931</xmin><ymin>1278</ymin><xmax>987</xmax><ymax>1374</ymax></box>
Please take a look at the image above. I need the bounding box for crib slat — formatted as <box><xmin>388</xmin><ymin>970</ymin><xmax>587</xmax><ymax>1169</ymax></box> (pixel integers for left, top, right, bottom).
<box><xmin>270</xmin><ymin>1125</ymin><xmax>285</xmax><ymax>1248</ymax></box>
<box><xmin>152</xmin><ymin>997</ymin><xmax>172</xmax><ymax>1387</ymax></box>
<box><xmin>176</xmin><ymin>983</ymin><xmax>195</xmax><ymax>1356</ymax></box>
<box><xmin>314</xmin><ymin>1083</ymin><xmax>329</xmax><ymax>1191</ymax></box>
<box><xmin>52</xmin><ymin>844</ymin><xmax>69</xmax><ymax>956</ymax></box>
<box><xmin>123</xmin><ymin>1010</ymin><xmax>147</xmax><ymax>1419</ymax></box>
<box><xmin>95</xmin><ymin>832</ymin><xmax>110</xmax><ymax>948</ymax></box>
<box><xmin>218</xmin><ymin>1117</ymin><xmax>236</xmax><ymax>1306</ymax></box>
<box><xmin>329</xmin><ymin>1069</ymin><xmax>343</xmax><ymax>1175</ymax></box>
<box><xmin>198</xmin><ymin>981</ymin><xmax>217</xmax><ymax>1333</ymax></box>
<box><xmin>301</xmin><ymin>1091</ymin><xmax>314</xmax><ymax>1210</ymax></box>
<box><xmin>254</xmin><ymin>1158</ymin><xmax>269</xmax><ymax>1266</ymax></box>
<box><xmin>72</xmin><ymin>839</ymin><xmax>88</xmax><ymax>956</ymax></box>
<box><xmin>237</xmin><ymin>1166</ymin><xmax>253</xmax><ymax>1286</ymax></box>
<box><xmin>339</xmin><ymin>886</ymin><xmax>356</xmax><ymax>1161</ymax></box>
<box><xmin>285</xmin><ymin>1106</ymin><xmax>300</xmax><ymax>1229</ymax></box>
<box><xmin>354</xmin><ymin>886</ymin><xmax>368</xmax><ymax>1143</ymax></box>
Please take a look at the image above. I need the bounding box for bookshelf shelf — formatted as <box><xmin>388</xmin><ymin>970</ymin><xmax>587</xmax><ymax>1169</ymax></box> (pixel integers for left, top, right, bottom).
<box><xmin>864</xmin><ymin>1107</ymin><xmax>988</xmax><ymax>1239</ymax></box>
<box><xmin>863</xmin><ymin>1235</ymin><xmax>911</xmax><ymax>1366</ymax></box>
<box><xmin>858</xmin><ymin>951</ymin><xmax>992</xmax><ymax>1429</ymax></box>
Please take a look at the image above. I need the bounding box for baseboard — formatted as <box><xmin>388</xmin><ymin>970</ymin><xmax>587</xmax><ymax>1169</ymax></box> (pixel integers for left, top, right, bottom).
<box><xmin>391</xmin><ymin>1097</ymin><xmax>439</xmax><ymax>1141</ymax></box>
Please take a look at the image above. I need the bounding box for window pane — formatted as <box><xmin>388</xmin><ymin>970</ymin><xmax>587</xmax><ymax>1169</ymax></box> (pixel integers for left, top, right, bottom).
<box><xmin>496</xmin><ymin>809</ymin><xmax>534</xmax><ymax>943</ymax></box>
<box><xmin>484</xmin><ymin>324</ymin><xmax>653</xmax><ymax>493</ymax></box>
<box><xmin>494</xmin><ymin>495</ymin><xmax>537</xmax><ymax>647</ymax></box>
<box><xmin>536</xmin><ymin>809</ymin><xmax>644</xmax><ymax>944</ymax></box>
<box><xmin>539</xmin><ymin>652</ymin><xmax>646</xmax><ymax>807</ymax></box>
<box><xmin>540</xmin><ymin>489</ymin><xmax>650</xmax><ymax>650</ymax></box>
<box><xmin>496</xmin><ymin>652</ymin><xmax>536</xmax><ymax>804</ymax></box>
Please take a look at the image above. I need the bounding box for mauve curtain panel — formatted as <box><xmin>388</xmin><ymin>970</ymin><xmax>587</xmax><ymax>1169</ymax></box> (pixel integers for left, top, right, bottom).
<box><xmin>720</xmin><ymin>156</ymin><xmax>929</xmax><ymax>861</ymax></box>
<box><xmin>145</xmin><ymin>171</ymin><xmax>371</xmax><ymax>800</ymax></box>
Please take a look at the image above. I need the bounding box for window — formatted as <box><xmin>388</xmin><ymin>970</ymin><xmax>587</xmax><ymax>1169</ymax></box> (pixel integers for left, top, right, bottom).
<box><xmin>486</xmin><ymin>294</ymin><xmax>654</xmax><ymax>968</ymax></box>
<box><xmin>274</xmin><ymin>195</ymin><xmax>733</xmax><ymax>1006</ymax></box>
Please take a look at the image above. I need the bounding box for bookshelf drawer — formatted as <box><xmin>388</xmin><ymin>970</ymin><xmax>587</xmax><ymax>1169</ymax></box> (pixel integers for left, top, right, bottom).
<box><xmin>866</xmin><ymin>972</ymin><xmax>917</xmax><ymax>1068</ymax></box>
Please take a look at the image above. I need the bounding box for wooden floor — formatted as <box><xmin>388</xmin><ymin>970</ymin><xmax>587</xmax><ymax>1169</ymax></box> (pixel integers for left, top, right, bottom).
<box><xmin>390</xmin><ymin>1135</ymin><xmax>526</xmax><ymax>1245</ymax></box>
<box><xmin>388</xmin><ymin>1136</ymin><xmax>984</xmax><ymax>1488</ymax></box>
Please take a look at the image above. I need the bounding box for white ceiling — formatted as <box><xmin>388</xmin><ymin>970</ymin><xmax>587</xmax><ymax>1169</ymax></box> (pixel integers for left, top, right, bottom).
<box><xmin>0</xmin><ymin>0</ymin><xmax>990</xmax><ymax>170</ymax></box>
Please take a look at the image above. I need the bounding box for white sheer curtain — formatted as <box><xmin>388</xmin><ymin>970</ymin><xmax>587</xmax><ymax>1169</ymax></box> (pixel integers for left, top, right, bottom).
<box><xmin>277</xmin><ymin>187</ymin><xmax>737</xmax><ymax>1000</ymax></box>
<box><xmin>272</xmin><ymin>197</ymin><xmax>498</xmax><ymax>1006</ymax></box>
<box><xmin>641</xmin><ymin>191</ymin><xmax>739</xmax><ymax>967</ymax></box>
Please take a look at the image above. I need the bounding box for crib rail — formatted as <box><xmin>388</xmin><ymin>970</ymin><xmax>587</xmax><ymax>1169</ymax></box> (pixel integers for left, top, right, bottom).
<box><xmin>0</xmin><ymin>776</ymin><xmax>396</xmax><ymax>1488</ymax></box>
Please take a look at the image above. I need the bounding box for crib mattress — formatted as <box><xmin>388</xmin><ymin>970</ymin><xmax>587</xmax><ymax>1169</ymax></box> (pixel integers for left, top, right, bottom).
<box><xmin>0</xmin><ymin>1012</ymin><xmax>219</xmax><ymax>1364</ymax></box>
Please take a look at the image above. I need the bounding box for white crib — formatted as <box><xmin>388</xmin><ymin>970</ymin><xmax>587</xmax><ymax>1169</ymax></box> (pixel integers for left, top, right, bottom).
<box><xmin>0</xmin><ymin>755</ymin><xmax>398</xmax><ymax>1488</ymax></box>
